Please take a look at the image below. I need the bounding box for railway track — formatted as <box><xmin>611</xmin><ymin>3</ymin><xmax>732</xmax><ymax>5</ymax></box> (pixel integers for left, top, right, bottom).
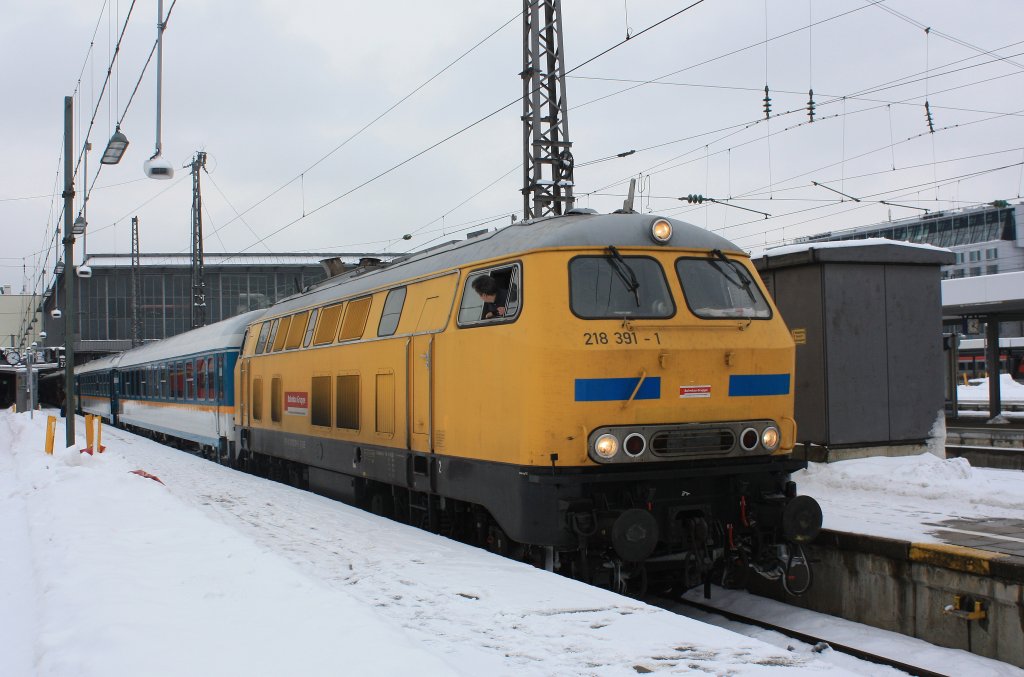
<box><xmin>672</xmin><ymin>596</ymin><xmax>947</xmax><ymax>677</ymax></box>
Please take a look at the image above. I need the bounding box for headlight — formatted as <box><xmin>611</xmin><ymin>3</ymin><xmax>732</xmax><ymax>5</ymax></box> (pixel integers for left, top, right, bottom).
<box><xmin>594</xmin><ymin>433</ymin><xmax>619</xmax><ymax>459</ymax></box>
<box><xmin>761</xmin><ymin>426</ymin><xmax>780</xmax><ymax>451</ymax></box>
<box><xmin>623</xmin><ymin>433</ymin><xmax>646</xmax><ymax>457</ymax></box>
<box><xmin>650</xmin><ymin>219</ymin><xmax>672</xmax><ymax>243</ymax></box>
<box><xmin>739</xmin><ymin>427</ymin><xmax>759</xmax><ymax>451</ymax></box>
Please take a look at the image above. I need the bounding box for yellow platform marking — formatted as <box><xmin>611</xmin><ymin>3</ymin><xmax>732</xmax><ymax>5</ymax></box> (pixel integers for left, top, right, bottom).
<box><xmin>909</xmin><ymin>543</ymin><xmax>1008</xmax><ymax>575</ymax></box>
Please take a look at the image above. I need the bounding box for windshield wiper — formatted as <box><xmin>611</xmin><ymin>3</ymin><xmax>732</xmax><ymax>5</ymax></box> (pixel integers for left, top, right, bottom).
<box><xmin>709</xmin><ymin>249</ymin><xmax>756</xmax><ymax>303</ymax></box>
<box><xmin>605</xmin><ymin>246</ymin><xmax>641</xmax><ymax>307</ymax></box>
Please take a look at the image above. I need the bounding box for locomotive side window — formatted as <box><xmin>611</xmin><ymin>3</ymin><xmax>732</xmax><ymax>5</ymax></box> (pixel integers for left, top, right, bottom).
<box><xmin>314</xmin><ymin>304</ymin><xmax>344</xmax><ymax>345</ymax></box>
<box><xmin>252</xmin><ymin>377</ymin><xmax>264</xmax><ymax>421</ymax></box>
<box><xmin>254</xmin><ymin>321</ymin><xmax>271</xmax><ymax>354</ymax></box>
<box><xmin>458</xmin><ymin>264</ymin><xmax>520</xmax><ymax>326</ymax></box>
<box><xmin>336</xmin><ymin>374</ymin><xmax>360</xmax><ymax>430</ymax></box>
<box><xmin>285</xmin><ymin>311</ymin><xmax>309</xmax><ymax>349</ymax></box>
<box><xmin>302</xmin><ymin>308</ymin><xmax>319</xmax><ymax>347</ymax></box>
<box><xmin>272</xmin><ymin>316</ymin><xmax>292</xmax><ymax>352</ymax></box>
<box><xmin>339</xmin><ymin>297</ymin><xmax>372</xmax><ymax>341</ymax></box>
<box><xmin>675</xmin><ymin>256</ymin><xmax>772</xmax><ymax>320</ymax></box>
<box><xmin>377</xmin><ymin>287</ymin><xmax>407</xmax><ymax>337</ymax></box>
<box><xmin>311</xmin><ymin>376</ymin><xmax>332</xmax><ymax>427</ymax></box>
<box><xmin>271</xmin><ymin>377</ymin><xmax>282</xmax><ymax>423</ymax></box>
<box><xmin>569</xmin><ymin>254</ymin><xmax>674</xmax><ymax>319</ymax></box>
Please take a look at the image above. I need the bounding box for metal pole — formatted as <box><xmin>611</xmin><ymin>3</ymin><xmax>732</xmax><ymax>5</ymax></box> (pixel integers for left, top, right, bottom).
<box><xmin>985</xmin><ymin>316</ymin><xmax>1001</xmax><ymax>421</ymax></box>
<box><xmin>155</xmin><ymin>0</ymin><xmax>164</xmax><ymax>157</ymax></box>
<box><xmin>62</xmin><ymin>96</ymin><xmax>76</xmax><ymax>446</ymax></box>
<box><xmin>26</xmin><ymin>347</ymin><xmax>34</xmax><ymax>420</ymax></box>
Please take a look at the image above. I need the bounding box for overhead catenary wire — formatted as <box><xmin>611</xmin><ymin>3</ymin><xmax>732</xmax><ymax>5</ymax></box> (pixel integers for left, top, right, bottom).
<box><xmin>209</xmin><ymin>2</ymin><xmax>709</xmax><ymax>262</ymax></box>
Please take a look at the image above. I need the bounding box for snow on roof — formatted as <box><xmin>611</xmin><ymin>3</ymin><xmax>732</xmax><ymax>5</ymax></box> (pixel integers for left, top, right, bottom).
<box><xmin>752</xmin><ymin>237</ymin><xmax>950</xmax><ymax>259</ymax></box>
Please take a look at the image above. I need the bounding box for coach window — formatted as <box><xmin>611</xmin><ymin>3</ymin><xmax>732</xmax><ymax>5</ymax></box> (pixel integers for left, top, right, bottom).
<box><xmin>176</xmin><ymin>361</ymin><xmax>185</xmax><ymax>400</ymax></box>
<box><xmin>186</xmin><ymin>361</ymin><xmax>195</xmax><ymax>400</ymax></box>
<box><xmin>303</xmin><ymin>308</ymin><xmax>319</xmax><ymax>347</ymax></box>
<box><xmin>197</xmin><ymin>358</ymin><xmax>207</xmax><ymax>400</ymax></box>
<box><xmin>209</xmin><ymin>358</ymin><xmax>217</xmax><ymax>401</ymax></box>
<box><xmin>161</xmin><ymin>365</ymin><xmax>169</xmax><ymax>399</ymax></box>
<box><xmin>217</xmin><ymin>355</ymin><xmax>225</xmax><ymax>400</ymax></box>
<box><xmin>377</xmin><ymin>287</ymin><xmax>407</xmax><ymax>337</ymax></box>
<box><xmin>255</xmin><ymin>321</ymin><xmax>272</xmax><ymax>354</ymax></box>
<box><xmin>285</xmin><ymin>311</ymin><xmax>308</xmax><ymax>350</ymax></box>
<box><xmin>458</xmin><ymin>264</ymin><xmax>521</xmax><ymax>326</ymax></box>
<box><xmin>338</xmin><ymin>297</ymin><xmax>371</xmax><ymax>341</ymax></box>
<box><xmin>675</xmin><ymin>256</ymin><xmax>771</xmax><ymax>320</ymax></box>
<box><xmin>271</xmin><ymin>377</ymin><xmax>283</xmax><ymax>423</ymax></box>
<box><xmin>314</xmin><ymin>304</ymin><xmax>344</xmax><ymax>345</ymax></box>
<box><xmin>568</xmin><ymin>254</ymin><xmax>674</xmax><ymax>319</ymax></box>
<box><xmin>252</xmin><ymin>377</ymin><xmax>264</xmax><ymax>421</ymax></box>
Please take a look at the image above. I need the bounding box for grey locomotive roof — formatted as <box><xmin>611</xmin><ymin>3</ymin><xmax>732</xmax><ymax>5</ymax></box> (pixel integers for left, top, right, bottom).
<box><xmin>76</xmin><ymin>309</ymin><xmax>266</xmax><ymax>374</ymax></box>
<box><xmin>266</xmin><ymin>211</ymin><xmax>739</xmax><ymax>318</ymax></box>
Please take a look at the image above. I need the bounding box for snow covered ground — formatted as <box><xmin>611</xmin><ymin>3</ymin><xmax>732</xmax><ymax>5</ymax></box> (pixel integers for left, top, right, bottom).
<box><xmin>4</xmin><ymin>409</ymin><xmax>1022</xmax><ymax>675</ymax></box>
<box><xmin>795</xmin><ymin>451</ymin><xmax>1024</xmax><ymax>543</ymax></box>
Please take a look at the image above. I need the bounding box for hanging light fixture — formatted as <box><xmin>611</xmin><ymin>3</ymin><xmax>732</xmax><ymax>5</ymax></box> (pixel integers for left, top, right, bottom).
<box><xmin>72</xmin><ymin>215</ymin><xmax>87</xmax><ymax>235</ymax></box>
<box><xmin>101</xmin><ymin>128</ymin><xmax>130</xmax><ymax>165</ymax></box>
<box><xmin>144</xmin><ymin>0</ymin><xmax>173</xmax><ymax>180</ymax></box>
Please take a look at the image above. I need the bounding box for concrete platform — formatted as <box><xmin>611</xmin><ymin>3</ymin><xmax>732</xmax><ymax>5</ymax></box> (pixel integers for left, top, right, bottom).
<box><xmin>752</xmin><ymin>529</ymin><xmax>1024</xmax><ymax>668</ymax></box>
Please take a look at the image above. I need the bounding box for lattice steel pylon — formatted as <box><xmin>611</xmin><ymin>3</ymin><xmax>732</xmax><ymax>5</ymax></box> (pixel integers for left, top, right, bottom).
<box><xmin>522</xmin><ymin>0</ymin><xmax>574</xmax><ymax>220</ymax></box>
<box><xmin>130</xmin><ymin>216</ymin><xmax>143</xmax><ymax>346</ymax></box>
<box><xmin>188</xmin><ymin>151</ymin><xmax>208</xmax><ymax>329</ymax></box>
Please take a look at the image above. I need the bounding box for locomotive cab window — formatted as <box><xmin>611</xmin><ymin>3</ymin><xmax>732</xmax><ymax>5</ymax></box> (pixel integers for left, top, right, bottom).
<box><xmin>458</xmin><ymin>264</ymin><xmax>520</xmax><ymax>326</ymax></box>
<box><xmin>569</xmin><ymin>253</ymin><xmax>674</xmax><ymax>319</ymax></box>
<box><xmin>675</xmin><ymin>255</ymin><xmax>772</xmax><ymax>320</ymax></box>
<box><xmin>377</xmin><ymin>287</ymin><xmax>407</xmax><ymax>337</ymax></box>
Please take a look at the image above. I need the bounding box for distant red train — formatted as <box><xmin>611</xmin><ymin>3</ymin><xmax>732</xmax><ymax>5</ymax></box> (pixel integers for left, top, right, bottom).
<box><xmin>955</xmin><ymin>337</ymin><xmax>1024</xmax><ymax>381</ymax></box>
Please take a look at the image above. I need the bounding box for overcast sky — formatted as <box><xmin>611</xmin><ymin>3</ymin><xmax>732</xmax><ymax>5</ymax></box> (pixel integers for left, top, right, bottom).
<box><xmin>2</xmin><ymin>0</ymin><xmax>1022</xmax><ymax>291</ymax></box>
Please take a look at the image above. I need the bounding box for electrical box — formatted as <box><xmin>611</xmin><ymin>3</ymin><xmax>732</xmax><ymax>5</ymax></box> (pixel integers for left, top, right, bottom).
<box><xmin>755</xmin><ymin>241</ymin><xmax>954</xmax><ymax>450</ymax></box>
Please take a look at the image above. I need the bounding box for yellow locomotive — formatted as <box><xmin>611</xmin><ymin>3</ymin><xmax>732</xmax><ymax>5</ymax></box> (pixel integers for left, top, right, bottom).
<box><xmin>236</xmin><ymin>210</ymin><xmax>821</xmax><ymax>593</ymax></box>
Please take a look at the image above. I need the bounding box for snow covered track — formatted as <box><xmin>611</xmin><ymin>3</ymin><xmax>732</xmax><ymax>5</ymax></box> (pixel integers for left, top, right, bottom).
<box><xmin>2</xmin><ymin>410</ymin><xmax>847</xmax><ymax>676</ymax></box>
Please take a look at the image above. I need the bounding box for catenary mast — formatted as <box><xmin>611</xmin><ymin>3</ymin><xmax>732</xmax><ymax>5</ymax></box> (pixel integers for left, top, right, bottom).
<box><xmin>521</xmin><ymin>0</ymin><xmax>574</xmax><ymax>220</ymax></box>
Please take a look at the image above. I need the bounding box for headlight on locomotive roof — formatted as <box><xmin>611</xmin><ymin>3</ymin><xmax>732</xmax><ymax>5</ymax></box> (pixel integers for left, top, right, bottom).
<box><xmin>761</xmin><ymin>426</ymin><xmax>781</xmax><ymax>451</ymax></box>
<box><xmin>650</xmin><ymin>219</ymin><xmax>672</xmax><ymax>244</ymax></box>
<box><xmin>594</xmin><ymin>433</ymin><xmax>619</xmax><ymax>459</ymax></box>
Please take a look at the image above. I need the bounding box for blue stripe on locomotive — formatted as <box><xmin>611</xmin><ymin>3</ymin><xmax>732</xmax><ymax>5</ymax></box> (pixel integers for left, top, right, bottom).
<box><xmin>574</xmin><ymin>377</ymin><xmax>661</xmax><ymax>402</ymax></box>
<box><xmin>727</xmin><ymin>373</ymin><xmax>790</xmax><ymax>397</ymax></box>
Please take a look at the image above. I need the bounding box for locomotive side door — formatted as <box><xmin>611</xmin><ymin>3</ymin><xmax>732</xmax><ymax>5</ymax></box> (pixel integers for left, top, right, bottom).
<box><xmin>409</xmin><ymin>295</ymin><xmax>441</xmax><ymax>454</ymax></box>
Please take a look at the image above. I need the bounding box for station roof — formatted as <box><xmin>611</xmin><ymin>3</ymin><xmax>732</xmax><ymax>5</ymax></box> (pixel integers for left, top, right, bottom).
<box><xmin>942</xmin><ymin>270</ymin><xmax>1024</xmax><ymax>321</ymax></box>
<box><xmin>81</xmin><ymin>252</ymin><xmax>397</xmax><ymax>269</ymax></box>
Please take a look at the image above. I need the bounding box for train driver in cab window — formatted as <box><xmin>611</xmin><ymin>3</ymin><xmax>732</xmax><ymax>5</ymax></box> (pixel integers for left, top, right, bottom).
<box><xmin>472</xmin><ymin>275</ymin><xmax>508</xmax><ymax>320</ymax></box>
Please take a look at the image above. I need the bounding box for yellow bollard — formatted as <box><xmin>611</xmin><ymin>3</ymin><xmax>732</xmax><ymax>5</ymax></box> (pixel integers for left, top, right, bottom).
<box><xmin>83</xmin><ymin>414</ymin><xmax>95</xmax><ymax>450</ymax></box>
<box><xmin>45</xmin><ymin>416</ymin><xmax>56</xmax><ymax>455</ymax></box>
<box><xmin>93</xmin><ymin>415</ymin><xmax>105</xmax><ymax>453</ymax></box>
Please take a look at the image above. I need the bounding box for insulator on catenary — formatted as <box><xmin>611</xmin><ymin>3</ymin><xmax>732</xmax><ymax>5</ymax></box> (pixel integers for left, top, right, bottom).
<box><xmin>763</xmin><ymin>85</ymin><xmax>772</xmax><ymax>119</ymax></box>
<box><xmin>807</xmin><ymin>89</ymin><xmax>815</xmax><ymax>122</ymax></box>
<box><xmin>924</xmin><ymin>100</ymin><xmax>935</xmax><ymax>133</ymax></box>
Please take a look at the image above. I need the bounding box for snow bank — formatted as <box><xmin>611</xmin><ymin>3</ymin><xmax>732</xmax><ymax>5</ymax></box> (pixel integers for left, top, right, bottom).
<box><xmin>957</xmin><ymin>373</ymin><xmax>1024</xmax><ymax>402</ymax></box>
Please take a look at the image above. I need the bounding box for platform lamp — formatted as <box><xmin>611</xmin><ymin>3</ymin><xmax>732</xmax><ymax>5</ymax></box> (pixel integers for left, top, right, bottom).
<box><xmin>101</xmin><ymin>128</ymin><xmax>129</xmax><ymax>165</ymax></box>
